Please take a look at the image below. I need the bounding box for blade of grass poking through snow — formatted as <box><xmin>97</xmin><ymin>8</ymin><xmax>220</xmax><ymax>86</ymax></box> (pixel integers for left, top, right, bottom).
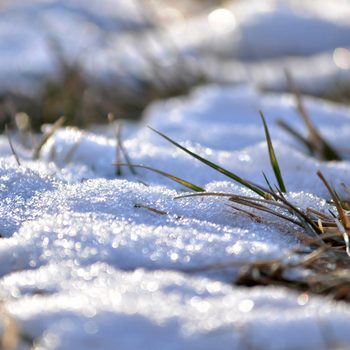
<box><xmin>33</xmin><ymin>115</ymin><xmax>66</xmax><ymax>159</ymax></box>
<box><xmin>260</xmin><ymin>111</ymin><xmax>287</xmax><ymax>193</ymax></box>
<box><xmin>5</xmin><ymin>125</ymin><xmax>21</xmax><ymax>166</ymax></box>
<box><xmin>115</xmin><ymin>121</ymin><xmax>123</xmax><ymax>175</ymax></box>
<box><xmin>108</xmin><ymin>113</ymin><xmax>122</xmax><ymax>176</ymax></box>
<box><xmin>284</xmin><ymin>70</ymin><xmax>341</xmax><ymax>161</ymax></box>
<box><xmin>317</xmin><ymin>171</ymin><xmax>350</xmax><ymax>229</ymax></box>
<box><xmin>277</xmin><ymin>119</ymin><xmax>314</xmax><ymax>155</ymax></box>
<box><xmin>108</xmin><ymin>113</ymin><xmax>137</xmax><ymax>176</ymax></box>
<box><xmin>114</xmin><ymin>163</ymin><xmax>205</xmax><ymax>192</ymax></box>
<box><xmin>148</xmin><ymin>126</ymin><xmax>267</xmax><ymax>198</ymax></box>
<box><xmin>227</xmin><ymin>203</ymin><xmax>263</xmax><ymax>222</ymax></box>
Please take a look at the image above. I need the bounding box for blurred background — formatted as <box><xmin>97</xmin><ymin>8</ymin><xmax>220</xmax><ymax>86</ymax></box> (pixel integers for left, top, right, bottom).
<box><xmin>1</xmin><ymin>0</ymin><xmax>350</xmax><ymax>129</ymax></box>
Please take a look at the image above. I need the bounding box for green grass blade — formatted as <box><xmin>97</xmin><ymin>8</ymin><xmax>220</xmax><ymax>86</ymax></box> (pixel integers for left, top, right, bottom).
<box><xmin>262</xmin><ymin>171</ymin><xmax>274</xmax><ymax>193</ymax></box>
<box><xmin>259</xmin><ymin>111</ymin><xmax>287</xmax><ymax>193</ymax></box>
<box><xmin>114</xmin><ymin>163</ymin><xmax>205</xmax><ymax>192</ymax></box>
<box><xmin>148</xmin><ymin>126</ymin><xmax>267</xmax><ymax>198</ymax></box>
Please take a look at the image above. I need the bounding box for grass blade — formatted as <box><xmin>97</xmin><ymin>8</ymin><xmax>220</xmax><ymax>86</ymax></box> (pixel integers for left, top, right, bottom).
<box><xmin>134</xmin><ymin>203</ymin><xmax>167</xmax><ymax>216</ymax></box>
<box><xmin>333</xmin><ymin>217</ymin><xmax>350</xmax><ymax>257</ymax></box>
<box><xmin>277</xmin><ymin>119</ymin><xmax>314</xmax><ymax>155</ymax></box>
<box><xmin>33</xmin><ymin>115</ymin><xmax>66</xmax><ymax>159</ymax></box>
<box><xmin>285</xmin><ymin>70</ymin><xmax>341</xmax><ymax>161</ymax></box>
<box><xmin>317</xmin><ymin>171</ymin><xmax>350</xmax><ymax>228</ymax></box>
<box><xmin>175</xmin><ymin>191</ymin><xmax>303</xmax><ymax>226</ymax></box>
<box><xmin>262</xmin><ymin>171</ymin><xmax>280</xmax><ymax>200</ymax></box>
<box><xmin>227</xmin><ymin>203</ymin><xmax>263</xmax><ymax>222</ymax></box>
<box><xmin>230</xmin><ymin>198</ymin><xmax>303</xmax><ymax>226</ymax></box>
<box><xmin>115</xmin><ymin>120</ymin><xmax>123</xmax><ymax>176</ymax></box>
<box><xmin>260</xmin><ymin>111</ymin><xmax>287</xmax><ymax>193</ymax></box>
<box><xmin>148</xmin><ymin>126</ymin><xmax>267</xmax><ymax>198</ymax></box>
<box><xmin>110</xmin><ymin>115</ymin><xmax>137</xmax><ymax>176</ymax></box>
<box><xmin>5</xmin><ymin>125</ymin><xmax>21</xmax><ymax>166</ymax></box>
<box><xmin>114</xmin><ymin>163</ymin><xmax>205</xmax><ymax>192</ymax></box>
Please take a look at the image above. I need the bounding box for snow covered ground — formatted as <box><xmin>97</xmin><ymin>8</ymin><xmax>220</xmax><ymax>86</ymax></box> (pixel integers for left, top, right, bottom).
<box><xmin>0</xmin><ymin>85</ymin><xmax>350</xmax><ymax>348</ymax></box>
<box><xmin>1</xmin><ymin>0</ymin><xmax>350</xmax><ymax>349</ymax></box>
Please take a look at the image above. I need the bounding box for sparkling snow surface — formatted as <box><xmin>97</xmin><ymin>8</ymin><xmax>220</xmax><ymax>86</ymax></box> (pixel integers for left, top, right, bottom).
<box><xmin>1</xmin><ymin>85</ymin><xmax>350</xmax><ymax>348</ymax></box>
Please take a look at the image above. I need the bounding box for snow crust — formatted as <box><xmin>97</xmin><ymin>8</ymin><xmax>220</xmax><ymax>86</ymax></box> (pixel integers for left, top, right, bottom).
<box><xmin>1</xmin><ymin>85</ymin><xmax>350</xmax><ymax>348</ymax></box>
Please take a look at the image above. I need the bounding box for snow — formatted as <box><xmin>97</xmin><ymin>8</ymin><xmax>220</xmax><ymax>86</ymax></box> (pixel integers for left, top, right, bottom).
<box><xmin>0</xmin><ymin>0</ymin><xmax>149</xmax><ymax>92</ymax></box>
<box><xmin>2</xmin><ymin>0</ymin><xmax>350</xmax><ymax>96</ymax></box>
<box><xmin>1</xmin><ymin>0</ymin><xmax>350</xmax><ymax>348</ymax></box>
<box><xmin>2</xmin><ymin>263</ymin><xmax>350</xmax><ymax>350</ymax></box>
<box><xmin>0</xmin><ymin>84</ymin><xmax>350</xmax><ymax>348</ymax></box>
<box><xmin>173</xmin><ymin>0</ymin><xmax>350</xmax><ymax>60</ymax></box>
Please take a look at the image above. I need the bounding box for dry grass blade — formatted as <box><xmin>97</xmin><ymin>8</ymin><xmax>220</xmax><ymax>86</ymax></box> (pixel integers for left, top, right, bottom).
<box><xmin>277</xmin><ymin>119</ymin><xmax>314</xmax><ymax>154</ymax></box>
<box><xmin>297</xmin><ymin>246</ymin><xmax>330</xmax><ymax>267</ymax></box>
<box><xmin>108</xmin><ymin>114</ymin><xmax>137</xmax><ymax>176</ymax></box>
<box><xmin>318</xmin><ymin>219</ymin><xmax>325</xmax><ymax>234</ymax></box>
<box><xmin>285</xmin><ymin>70</ymin><xmax>319</xmax><ymax>145</ymax></box>
<box><xmin>230</xmin><ymin>197</ymin><xmax>303</xmax><ymax>226</ymax></box>
<box><xmin>111</xmin><ymin>115</ymin><xmax>123</xmax><ymax>176</ymax></box>
<box><xmin>260</xmin><ymin>111</ymin><xmax>287</xmax><ymax>193</ymax></box>
<box><xmin>340</xmin><ymin>182</ymin><xmax>350</xmax><ymax>210</ymax></box>
<box><xmin>114</xmin><ymin>163</ymin><xmax>205</xmax><ymax>192</ymax></box>
<box><xmin>33</xmin><ymin>115</ymin><xmax>66</xmax><ymax>159</ymax></box>
<box><xmin>148</xmin><ymin>126</ymin><xmax>267</xmax><ymax>198</ymax></box>
<box><xmin>176</xmin><ymin>191</ymin><xmax>304</xmax><ymax>226</ymax></box>
<box><xmin>117</xmin><ymin>128</ymin><xmax>137</xmax><ymax>176</ymax></box>
<box><xmin>333</xmin><ymin>217</ymin><xmax>350</xmax><ymax>257</ymax></box>
<box><xmin>63</xmin><ymin>140</ymin><xmax>81</xmax><ymax>164</ymax></box>
<box><xmin>317</xmin><ymin>171</ymin><xmax>350</xmax><ymax>228</ymax></box>
<box><xmin>227</xmin><ymin>203</ymin><xmax>263</xmax><ymax>222</ymax></box>
<box><xmin>284</xmin><ymin>70</ymin><xmax>341</xmax><ymax>161</ymax></box>
<box><xmin>177</xmin><ymin>192</ymin><xmax>293</xmax><ymax>211</ymax></box>
<box><xmin>134</xmin><ymin>203</ymin><xmax>167</xmax><ymax>215</ymax></box>
<box><xmin>341</xmin><ymin>182</ymin><xmax>350</xmax><ymax>198</ymax></box>
<box><xmin>306</xmin><ymin>207</ymin><xmax>332</xmax><ymax>221</ymax></box>
<box><xmin>5</xmin><ymin>125</ymin><xmax>21</xmax><ymax>166</ymax></box>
